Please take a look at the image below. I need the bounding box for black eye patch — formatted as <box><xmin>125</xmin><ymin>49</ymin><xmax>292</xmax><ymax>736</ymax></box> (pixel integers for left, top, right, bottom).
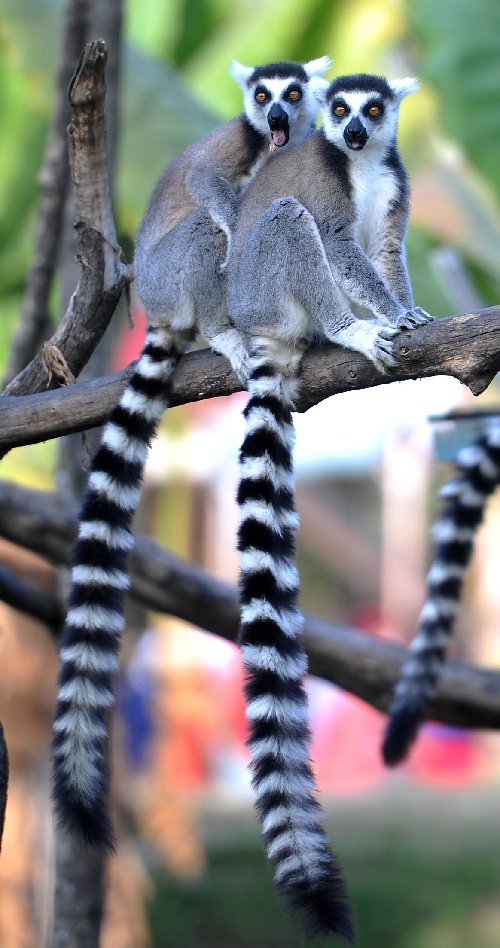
<box><xmin>254</xmin><ymin>86</ymin><xmax>270</xmax><ymax>103</ymax></box>
<box><xmin>331</xmin><ymin>99</ymin><xmax>350</xmax><ymax>118</ymax></box>
<box><xmin>285</xmin><ymin>85</ymin><xmax>302</xmax><ymax>102</ymax></box>
<box><xmin>363</xmin><ymin>99</ymin><xmax>384</xmax><ymax>119</ymax></box>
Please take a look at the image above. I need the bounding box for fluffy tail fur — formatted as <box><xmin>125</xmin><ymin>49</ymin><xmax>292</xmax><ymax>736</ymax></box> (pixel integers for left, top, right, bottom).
<box><xmin>52</xmin><ymin>326</ymin><xmax>189</xmax><ymax>848</ymax></box>
<box><xmin>237</xmin><ymin>337</ymin><xmax>354</xmax><ymax>942</ymax></box>
<box><xmin>382</xmin><ymin>423</ymin><xmax>500</xmax><ymax>766</ymax></box>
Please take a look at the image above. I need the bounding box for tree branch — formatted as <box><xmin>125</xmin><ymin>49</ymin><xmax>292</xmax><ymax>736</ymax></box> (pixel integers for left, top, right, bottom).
<box><xmin>0</xmin><ymin>563</ymin><xmax>63</xmax><ymax>633</ymax></box>
<box><xmin>1</xmin><ymin>0</ymin><xmax>90</xmax><ymax>389</ymax></box>
<box><xmin>0</xmin><ymin>481</ymin><xmax>499</xmax><ymax>732</ymax></box>
<box><xmin>0</xmin><ymin>306</ymin><xmax>499</xmax><ymax>454</ymax></box>
<box><xmin>3</xmin><ymin>40</ymin><xmax>131</xmax><ymax>400</ymax></box>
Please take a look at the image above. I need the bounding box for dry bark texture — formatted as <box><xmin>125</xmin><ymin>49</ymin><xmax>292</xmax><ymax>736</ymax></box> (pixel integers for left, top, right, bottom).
<box><xmin>2</xmin><ymin>39</ymin><xmax>131</xmax><ymax>401</ymax></box>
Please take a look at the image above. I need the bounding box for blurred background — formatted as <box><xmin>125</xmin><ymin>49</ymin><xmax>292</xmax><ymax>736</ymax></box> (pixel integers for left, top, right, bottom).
<box><xmin>1</xmin><ymin>0</ymin><xmax>500</xmax><ymax>944</ymax></box>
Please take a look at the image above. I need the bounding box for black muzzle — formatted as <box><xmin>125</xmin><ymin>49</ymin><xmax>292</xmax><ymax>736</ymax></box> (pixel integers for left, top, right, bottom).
<box><xmin>267</xmin><ymin>103</ymin><xmax>290</xmax><ymax>147</ymax></box>
<box><xmin>343</xmin><ymin>116</ymin><xmax>368</xmax><ymax>150</ymax></box>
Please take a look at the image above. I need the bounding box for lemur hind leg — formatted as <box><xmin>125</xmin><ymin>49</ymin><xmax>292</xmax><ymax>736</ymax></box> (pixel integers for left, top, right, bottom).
<box><xmin>230</xmin><ymin>197</ymin><xmax>398</xmax><ymax>374</ymax></box>
<box><xmin>136</xmin><ymin>210</ymin><xmax>250</xmax><ymax>382</ymax></box>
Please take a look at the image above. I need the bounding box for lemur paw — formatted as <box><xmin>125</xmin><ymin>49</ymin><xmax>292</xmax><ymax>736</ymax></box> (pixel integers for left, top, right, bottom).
<box><xmin>396</xmin><ymin>307</ymin><xmax>433</xmax><ymax>329</ymax></box>
<box><xmin>413</xmin><ymin>306</ymin><xmax>433</xmax><ymax>323</ymax></box>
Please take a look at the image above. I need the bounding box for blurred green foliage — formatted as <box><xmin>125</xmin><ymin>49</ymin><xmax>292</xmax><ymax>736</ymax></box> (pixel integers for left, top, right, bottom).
<box><xmin>408</xmin><ymin>0</ymin><xmax>500</xmax><ymax>196</ymax></box>
<box><xmin>147</xmin><ymin>792</ymin><xmax>500</xmax><ymax>947</ymax></box>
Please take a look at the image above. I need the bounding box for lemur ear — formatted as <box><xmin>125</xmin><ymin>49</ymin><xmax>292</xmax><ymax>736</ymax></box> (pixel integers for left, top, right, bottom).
<box><xmin>389</xmin><ymin>77</ymin><xmax>420</xmax><ymax>100</ymax></box>
<box><xmin>308</xmin><ymin>75</ymin><xmax>329</xmax><ymax>106</ymax></box>
<box><xmin>303</xmin><ymin>56</ymin><xmax>332</xmax><ymax>79</ymax></box>
<box><xmin>230</xmin><ymin>60</ymin><xmax>254</xmax><ymax>88</ymax></box>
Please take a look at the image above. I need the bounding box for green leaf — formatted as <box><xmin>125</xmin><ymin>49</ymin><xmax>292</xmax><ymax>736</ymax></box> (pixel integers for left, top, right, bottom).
<box><xmin>407</xmin><ymin>0</ymin><xmax>500</xmax><ymax>194</ymax></box>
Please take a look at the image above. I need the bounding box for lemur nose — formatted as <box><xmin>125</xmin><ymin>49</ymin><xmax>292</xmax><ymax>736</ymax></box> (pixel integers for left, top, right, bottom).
<box><xmin>268</xmin><ymin>103</ymin><xmax>287</xmax><ymax>126</ymax></box>
<box><xmin>346</xmin><ymin>117</ymin><xmax>364</xmax><ymax>137</ymax></box>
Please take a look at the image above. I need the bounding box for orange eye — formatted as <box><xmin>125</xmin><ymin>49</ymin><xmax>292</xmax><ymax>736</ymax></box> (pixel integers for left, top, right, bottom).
<box><xmin>288</xmin><ymin>89</ymin><xmax>300</xmax><ymax>100</ymax></box>
<box><xmin>334</xmin><ymin>105</ymin><xmax>346</xmax><ymax>116</ymax></box>
<box><xmin>368</xmin><ymin>105</ymin><xmax>380</xmax><ymax>116</ymax></box>
<box><xmin>255</xmin><ymin>90</ymin><xmax>267</xmax><ymax>103</ymax></box>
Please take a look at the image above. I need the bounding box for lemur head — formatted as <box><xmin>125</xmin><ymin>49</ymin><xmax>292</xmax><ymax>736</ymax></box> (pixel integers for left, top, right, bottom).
<box><xmin>230</xmin><ymin>57</ymin><xmax>331</xmax><ymax>147</ymax></box>
<box><xmin>314</xmin><ymin>73</ymin><xmax>419</xmax><ymax>154</ymax></box>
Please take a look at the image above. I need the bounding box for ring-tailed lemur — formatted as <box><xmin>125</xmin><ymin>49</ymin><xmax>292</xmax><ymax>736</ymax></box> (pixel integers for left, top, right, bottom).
<box><xmin>382</xmin><ymin>418</ymin><xmax>500</xmax><ymax>766</ymax></box>
<box><xmin>227</xmin><ymin>74</ymin><xmax>431</xmax><ymax>942</ymax></box>
<box><xmin>51</xmin><ymin>57</ymin><xmax>331</xmax><ymax>850</ymax></box>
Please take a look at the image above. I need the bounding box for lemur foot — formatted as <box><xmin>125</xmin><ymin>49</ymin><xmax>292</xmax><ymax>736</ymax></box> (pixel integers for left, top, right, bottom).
<box><xmin>210</xmin><ymin>328</ymin><xmax>249</xmax><ymax>385</ymax></box>
<box><xmin>395</xmin><ymin>307</ymin><xmax>433</xmax><ymax>329</ymax></box>
<box><xmin>336</xmin><ymin>323</ymin><xmax>399</xmax><ymax>374</ymax></box>
<box><xmin>371</xmin><ymin>326</ymin><xmax>399</xmax><ymax>372</ymax></box>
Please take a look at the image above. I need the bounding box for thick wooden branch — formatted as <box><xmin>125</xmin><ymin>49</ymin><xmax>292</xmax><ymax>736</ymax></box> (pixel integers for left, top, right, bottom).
<box><xmin>1</xmin><ymin>306</ymin><xmax>499</xmax><ymax>453</ymax></box>
<box><xmin>3</xmin><ymin>40</ymin><xmax>130</xmax><ymax>400</ymax></box>
<box><xmin>0</xmin><ymin>563</ymin><xmax>63</xmax><ymax>632</ymax></box>
<box><xmin>0</xmin><ymin>480</ymin><xmax>499</xmax><ymax>732</ymax></box>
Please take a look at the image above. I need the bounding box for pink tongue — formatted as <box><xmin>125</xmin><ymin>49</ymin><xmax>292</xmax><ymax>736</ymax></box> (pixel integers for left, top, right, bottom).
<box><xmin>272</xmin><ymin>129</ymin><xmax>286</xmax><ymax>147</ymax></box>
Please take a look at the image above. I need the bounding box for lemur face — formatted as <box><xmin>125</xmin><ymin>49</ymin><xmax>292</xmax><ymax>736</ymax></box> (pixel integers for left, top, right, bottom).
<box><xmin>315</xmin><ymin>73</ymin><xmax>419</xmax><ymax>154</ymax></box>
<box><xmin>231</xmin><ymin>58</ymin><xmax>331</xmax><ymax>147</ymax></box>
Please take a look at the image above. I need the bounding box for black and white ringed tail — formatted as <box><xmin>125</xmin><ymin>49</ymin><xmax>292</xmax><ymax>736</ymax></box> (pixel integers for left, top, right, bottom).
<box><xmin>383</xmin><ymin>422</ymin><xmax>500</xmax><ymax>766</ymax></box>
<box><xmin>237</xmin><ymin>336</ymin><xmax>354</xmax><ymax>942</ymax></box>
<box><xmin>52</xmin><ymin>325</ymin><xmax>190</xmax><ymax>847</ymax></box>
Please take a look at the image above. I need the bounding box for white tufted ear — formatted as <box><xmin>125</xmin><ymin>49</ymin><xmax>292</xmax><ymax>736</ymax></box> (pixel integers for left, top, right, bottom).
<box><xmin>229</xmin><ymin>60</ymin><xmax>254</xmax><ymax>88</ymax></box>
<box><xmin>308</xmin><ymin>75</ymin><xmax>329</xmax><ymax>106</ymax></box>
<box><xmin>304</xmin><ymin>56</ymin><xmax>332</xmax><ymax>79</ymax></box>
<box><xmin>389</xmin><ymin>77</ymin><xmax>420</xmax><ymax>100</ymax></box>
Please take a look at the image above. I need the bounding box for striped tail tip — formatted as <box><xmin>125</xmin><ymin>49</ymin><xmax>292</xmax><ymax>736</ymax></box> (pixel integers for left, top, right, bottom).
<box><xmin>280</xmin><ymin>862</ymin><xmax>355</xmax><ymax>942</ymax></box>
<box><xmin>51</xmin><ymin>764</ymin><xmax>116</xmax><ymax>851</ymax></box>
<box><xmin>382</xmin><ymin>704</ymin><xmax>425</xmax><ymax>766</ymax></box>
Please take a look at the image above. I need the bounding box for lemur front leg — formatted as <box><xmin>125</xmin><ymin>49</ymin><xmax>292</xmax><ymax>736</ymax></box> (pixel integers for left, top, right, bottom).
<box><xmin>322</xmin><ymin>231</ymin><xmax>430</xmax><ymax>331</ymax></box>
<box><xmin>185</xmin><ymin>166</ymin><xmax>239</xmax><ymax>270</ymax></box>
<box><xmin>230</xmin><ymin>197</ymin><xmax>399</xmax><ymax>374</ymax></box>
<box><xmin>371</xmin><ymin>234</ymin><xmax>432</xmax><ymax>329</ymax></box>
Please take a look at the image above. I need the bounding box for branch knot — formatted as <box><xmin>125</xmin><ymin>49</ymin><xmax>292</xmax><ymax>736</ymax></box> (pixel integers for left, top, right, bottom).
<box><xmin>41</xmin><ymin>343</ymin><xmax>76</xmax><ymax>388</ymax></box>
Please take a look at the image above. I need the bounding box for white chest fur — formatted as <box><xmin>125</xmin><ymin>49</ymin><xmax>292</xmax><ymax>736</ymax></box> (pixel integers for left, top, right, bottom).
<box><xmin>349</xmin><ymin>150</ymin><xmax>397</xmax><ymax>259</ymax></box>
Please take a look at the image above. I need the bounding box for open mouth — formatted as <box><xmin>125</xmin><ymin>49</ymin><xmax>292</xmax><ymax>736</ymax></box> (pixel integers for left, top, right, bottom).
<box><xmin>343</xmin><ymin>121</ymin><xmax>368</xmax><ymax>151</ymax></box>
<box><xmin>271</xmin><ymin>128</ymin><xmax>288</xmax><ymax>147</ymax></box>
<box><xmin>267</xmin><ymin>105</ymin><xmax>290</xmax><ymax>148</ymax></box>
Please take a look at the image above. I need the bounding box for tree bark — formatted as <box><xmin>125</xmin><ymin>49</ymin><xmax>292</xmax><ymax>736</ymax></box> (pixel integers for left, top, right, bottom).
<box><xmin>3</xmin><ymin>40</ymin><xmax>130</xmax><ymax>401</ymax></box>
<box><xmin>51</xmin><ymin>835</ymin><xmax>105</xmax><ymax>948</ymax></box>
<box><xmin>37</xmin><ymin>23</ymin><xmax>124</xmax><ymax>948</ymax></box>
<box><xmin>1</xmin><ymin>0</ymin><xmax>91</xmax><ymax>389</ymax></box>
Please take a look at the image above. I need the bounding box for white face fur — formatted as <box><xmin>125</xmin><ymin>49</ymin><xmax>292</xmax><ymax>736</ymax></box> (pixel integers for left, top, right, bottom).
<box><xmin>313</xmin><ymin>76</ymin><xmax>419</xmax><ymax>155</ymax></box>
<box><xmin>230</xmin><ymin>57</ymin><xmax>331</xmax><ymax>147</ymax></box>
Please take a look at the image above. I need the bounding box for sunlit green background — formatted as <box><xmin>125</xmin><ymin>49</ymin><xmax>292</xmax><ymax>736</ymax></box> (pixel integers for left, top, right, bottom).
<box><xmin>1</xmin><ymin>2</ymin><xmax>500</xmax><ymax>945</ymax></box>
